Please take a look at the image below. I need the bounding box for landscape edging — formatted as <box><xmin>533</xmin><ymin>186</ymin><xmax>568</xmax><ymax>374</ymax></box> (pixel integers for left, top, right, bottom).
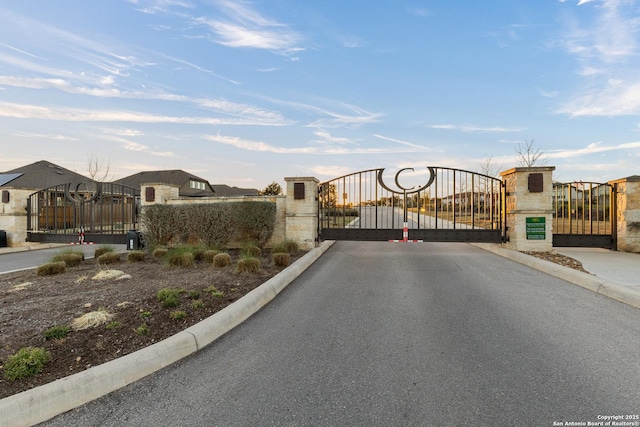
<box><xmin>0</xmin><ymin>240</ymin><xmax>334</xmax><ymax>427</ymax></box>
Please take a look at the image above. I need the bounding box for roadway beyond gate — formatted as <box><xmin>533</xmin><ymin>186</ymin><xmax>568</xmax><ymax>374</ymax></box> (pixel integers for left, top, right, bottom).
<box><xmin>43</xmin><ymin>241</ymin><xmax>640</xmax><ymax>426</ymax></box>
<box><xmin>319</xmin><ymin>167</ymin><xmax>505</xmax><ymax>243</ymax></box>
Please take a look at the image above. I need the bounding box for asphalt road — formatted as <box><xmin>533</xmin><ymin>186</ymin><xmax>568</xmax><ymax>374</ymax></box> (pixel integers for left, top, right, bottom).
<box><xmin>42</xmin><ymin>241</ymin><xmax>640</xmax><ymax>426</ymax></box>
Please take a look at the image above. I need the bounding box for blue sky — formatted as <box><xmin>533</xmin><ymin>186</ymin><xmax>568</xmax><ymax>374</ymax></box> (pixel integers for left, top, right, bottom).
<box><xmin>1</xmin><ymin>0</ymin><xmax>639</xmax><ymax>189</ymax></box>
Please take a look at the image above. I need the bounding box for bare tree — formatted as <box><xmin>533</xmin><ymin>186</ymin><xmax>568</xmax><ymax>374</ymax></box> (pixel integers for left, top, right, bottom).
<box><xmin>87</xmin><ymin>154</ymin><xmax>113</xmax><ymax>182</ymax></box>
<box><xmin>478</xmin><ymin>156</ymin><xmax>502</xmax><ymax>178</ymax></box>
<box><xmin>514</xmin><ymin>140</ymin><xmax>546</xmax><ymax>167</ymax></box>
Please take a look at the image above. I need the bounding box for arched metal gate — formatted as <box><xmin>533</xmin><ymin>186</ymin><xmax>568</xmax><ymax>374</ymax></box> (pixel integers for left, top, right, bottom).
<box><xmin>318</xmin><ymin>167</ymin><xmax>505</xmax><ymax>242</ymax></box>
<box><xmin>26</xmin><ymin>181</ymin><xmax>140</xmax><ymax>244</ymax></box>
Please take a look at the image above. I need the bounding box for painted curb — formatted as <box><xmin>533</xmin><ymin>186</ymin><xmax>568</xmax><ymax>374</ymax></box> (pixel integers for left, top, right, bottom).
<box><xmin>472</xmin><ymin>243</ymin><xmax>640</xmax><ymax>310</ymax></box>
<box><xmin>0</xmin><ymin>240</ymin><xmax>335</xmax><ymax>427</ymax></box>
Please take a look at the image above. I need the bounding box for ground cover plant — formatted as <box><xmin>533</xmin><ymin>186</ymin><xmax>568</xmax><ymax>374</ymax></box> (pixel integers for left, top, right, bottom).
<box><xmin>0</xmin><ymin>244</ymin><xmax>304</xmax><ymax>399</ymax></box>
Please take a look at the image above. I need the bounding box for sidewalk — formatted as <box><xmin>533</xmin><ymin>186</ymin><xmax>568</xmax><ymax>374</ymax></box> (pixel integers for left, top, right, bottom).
<box><xmin>474</xmin><ymin>243</ymin><xmax>640</xmax><ymax>310</ymax></box>
<box><xmin>557</xmin><ymin>248</ymin><xmax>640</xmax><ymax>289</ymax></box>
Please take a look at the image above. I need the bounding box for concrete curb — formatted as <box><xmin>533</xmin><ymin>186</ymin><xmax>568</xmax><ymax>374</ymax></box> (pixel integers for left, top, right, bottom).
<box><xmin>472</xmin><ymin>243</ymin><xmax>640</xmax><ymax>310</ymax></box>
<box><xmin>0</xmin><ymin>240</ymin><xmax>335</xmax><ymax>427</ymax></box>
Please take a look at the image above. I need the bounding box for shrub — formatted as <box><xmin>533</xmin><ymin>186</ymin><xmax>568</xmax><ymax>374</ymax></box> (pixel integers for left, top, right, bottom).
<box><xmin>241</xmin><ymin>242</ymin><xmax>261</xmax><ymax>258</ymax></box>
<box><xmin>43</xmin><ymin>325</ymin><xmax>70</xmax><ymax>340</ymax></box>
<box><xmin>126</xmin><ymin>251</ymin><xmax>146</xmax><ymax>263</ymax></box>
<box><xmin>205</xmin><ymin>286</ymin><xmax>224</xmax><ymax>298</ymax></box>
<box><xmin>52</xmin><ymin>250</ymin><xmax>84</xmax><ymax>267</ymax></box>
<box><xmin>169</xmin><ymin>310</ymin><xmax>187</xmax><ymax>321</ymax></box>
<box><xmin>213</xmin><ymin>253</ymin><xmax>231</xmax><ymax>268</ymax></box>
<box><xmin>189</xmin><ymin>246</ymin><xmax>207</xmax><ymax>262</ymax></box>
<box><xmin>165</xmin><ymin>247</ymin><xmax>195</xmax><ymax>268</ymax></box>
<box><xmin>153</xmin><ymin>248</ymin><xmax>168</xmax><ymax>258</ymax></box>
<box><xmin>94</xmin><ymin>246</ymin><xmax>114</xmax><ymax>257</ymax></box>
<box><xmin>135</xmin><ymin>324</ymin><xmax>149</xmax><ymax>335</ymax></box>
<box><xmin>140</xmin><ymin>204</ymin><xmax>178</xmax><ymax>247</ymax></box>
<box><xmin>204</xmin><ymin>249</ymin><xmax>220</xmax><ymax>263</ymax></box>
<box><xmin>157</xmin><ymin>288</ymin><xmax>183</xmax><ymax>307</ymax></box>
<box><xmin>192</xmin><ymin>299</ymin><xmax>205</xmax><ymax>309</ymax></box>
<box><xmin>188</xmin><ymin>291</ymin><xmax>201</xmax><ymax>299</ymax></box>
<box><xmin>233</xmin><ymin>201</ymin><xmax>276</xmax><ymax>247</ymax></box>
<box><xmin>37</xmin><ymin>261</ymin><xmax>66</xmax><ymax>276</ymax></box>
<box><xmin>271</xmin><ymin>239</ymin><xmax>298</xmax><ymax>255</ymax></box>
<box><xmin>3</xmin><ymin>347</ymin><xmax>52</xmax><ymax>381</ymax></box>
<box><xmin>273</xmin><ymin>252</ymin><xmax>291</xmax><ymax>267</ymax></box>
<box><xmin>106</xmin><ymin>321</ymin><xmax>121</xmax><ymax>330</ymax></box>
<box><xmin>98</xmin><ymin>252</ymin><xmax>121</xmax><ymax>265</ymax></box>
<box><xmin>140</xmin><ymin>311</ymin><xmax>152</xmax><ymax>318</ymax></box>
<box><xmin>71</xmin><ymin>310</ymin><xmax>114</xmax><ymax>330</ymax></box>
<box><xmin>237</xmin><ymin>257</ymin><xmax>261</xmax><ymax>274</ymax></box>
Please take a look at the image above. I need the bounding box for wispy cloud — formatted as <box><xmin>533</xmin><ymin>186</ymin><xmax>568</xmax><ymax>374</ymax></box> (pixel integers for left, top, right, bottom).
<box><xmin>100</xmin><ymin>134</ymin><xmax>179</xmax><ymax>158</ymax></box>
<box><xmin>556</xmin><ymin>0</ymin><xmax>640</xmax><ymax>116</ymax></box>
<box><xmin>430</xmin><ymin>124</ymin><xmax>525</xmax><ymax>133</ymax></box>
<box><xmin>372</xmin><ymin>134</ymin><xmax>432</xmax><ymax>150</ymax></box>
<box><xmin>193</xmin><ymin>0</ymin><xmax>304</xmax><ymax>54</ymax></box>
<box><xmin>12</xmin><ymin>132</ymin><xmax>78</xmax><ymax>141</ymax></box>
<box><xmin>0</xmin><ymin>102</ymin><xmax>288</xmax><ymax>126</ymax></box>
<box><xmin>206</xmin><ymin>133</ymin><xmax>316</xmax><ymax>154</ymax></box>
<box><xmin>547</xmin><ymin>140</ymin><xmax>640</xmax><ymax>158</ymax></box>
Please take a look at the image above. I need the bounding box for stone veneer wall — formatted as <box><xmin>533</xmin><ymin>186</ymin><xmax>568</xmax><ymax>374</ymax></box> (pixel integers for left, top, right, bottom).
<box><xmin>610</xmin><ymin>176</ymin><xmax>640</xmax><ymax>253</ymax></box>
<box><xmin>500</xmin><ymin>166</ymin><xmax>555</xmax><ymax>252</ymax></box>
<box><xmin>0</xmin><ymin>188</ymin><xmax>34</xmax><ymax>247</ymax></box>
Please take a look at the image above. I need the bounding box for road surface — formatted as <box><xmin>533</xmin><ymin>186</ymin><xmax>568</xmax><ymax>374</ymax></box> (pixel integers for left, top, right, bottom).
<box><xmin>43</xmin><ymin>241</ymin><xmax>640</xmax><ymax>426</ymax></box>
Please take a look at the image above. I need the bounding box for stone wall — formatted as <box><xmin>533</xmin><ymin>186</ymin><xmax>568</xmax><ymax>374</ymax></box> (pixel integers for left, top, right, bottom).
<box><xmin>610</xmin><ymin>176</ymin><xmax>640</xmax><ymax>253</ymax></box>
<box><xmin>500</xmin><ymin>167</ymin><xmax>555</xmax><ymax>252</ymax></box>
<box><xmin>0</xmin><ymin>188</ymin><xmax>33</xmax><ymax>246</ymax></box>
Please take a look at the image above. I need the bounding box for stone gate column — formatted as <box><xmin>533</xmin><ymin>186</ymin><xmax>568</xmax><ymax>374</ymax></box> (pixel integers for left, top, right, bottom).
<box><xmin>284</xmin><ymin>177</ymin><xmax>319</xmax><ymax>250</ymax></box>
<box><xmin>610</xmin><ymin>175</ymin><xmax>640</xmax><ymax>253</ymax></box>
<box><xmin>500</xmin><ymin>166</ymin><xmax>555</xmax><ymax>252</ymax></box>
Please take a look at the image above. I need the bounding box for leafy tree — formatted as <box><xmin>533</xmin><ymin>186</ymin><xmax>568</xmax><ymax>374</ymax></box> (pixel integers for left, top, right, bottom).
<box><xmin>260</xmin><ymin>181</ymin><xmax>283</xmax><ymax>196</ymax></box>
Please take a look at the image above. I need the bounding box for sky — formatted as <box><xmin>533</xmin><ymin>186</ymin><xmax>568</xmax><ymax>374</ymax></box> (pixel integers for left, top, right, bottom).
<box><xmin>1</xmin><ymin>0</ymin><xmax>640</xmax><ymax>190</ymax></box>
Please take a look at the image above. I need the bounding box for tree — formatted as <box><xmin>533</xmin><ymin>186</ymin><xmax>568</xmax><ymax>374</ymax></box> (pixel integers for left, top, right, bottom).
<box><xmin>514</xmin><ymin>140</ymin><xmax>546</xmax><ymax>167</ymax></box>
<box><xmin>87</xmin><ymin>154</ymin><xmax>113</xmax><ymax>182</ymax></box>
<box><xmin>260</xmin><ymin>181</ymin><xmax>283</xmax><ymax>196</ymax></box>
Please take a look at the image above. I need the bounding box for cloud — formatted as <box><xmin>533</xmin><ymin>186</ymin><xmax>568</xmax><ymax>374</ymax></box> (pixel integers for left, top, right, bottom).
<box><xmin>307</xmin><ymin>165</ymin><xmax>354</xmax><ymax>178</ymax></box>
<box><xmin>0</xmin><ymin>102</ymin><xmax>288</xmax><ymax>126</ymax></box>
<box><xmin>372</xmin><ymin>134</ymin><xmax>432</xmax><ymax>150</ymax></box>
<box><xmin>206</xmin><ymin>133</ymin><xmax>316</xmax><ymax>154</ymax></box>
<box><xmin>12</xmin><ymin>132</ymin><xmax>78</xmax><ymax>141</ymax></box>
<box><xmin>193</xmin><ymin>1</ymin><xmax>303</xmax><ymax>54</ymax></box>
<box><xmin>430</xmin><ymin>124</ymin><xmax>525</xmax><ymax>133</ymax></box>
<box><xmin>314</xmin><ymin>129</ymin><xmax>357</xmax><ymax>145</ymax></box>
<box><xmin>547</xmin><ymin>140</ymin><xmax>640</xmax><ymax>159</ymax></box>
<box><xmin>556</xmin><ymin>81</ymin><xmax>640</xmax><ymax>116</ymax></box>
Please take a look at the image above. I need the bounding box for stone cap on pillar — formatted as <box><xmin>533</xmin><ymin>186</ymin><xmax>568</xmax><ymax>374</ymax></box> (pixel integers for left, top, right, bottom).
<box><xmin>609</xmin><ymin>175</ymin><xmax>640</xmax><ymax>184</ymax></box>
<box><xmin>500</xmin><ymin>166</ymin><xmax>555</xmax><ymax>177</ymax></box>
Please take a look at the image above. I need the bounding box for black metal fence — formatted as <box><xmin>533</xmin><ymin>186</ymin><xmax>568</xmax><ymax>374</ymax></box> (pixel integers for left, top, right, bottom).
<box><xmin>319</xmin><ymin>167</ymin><xmax>504</xmax><ymax>242</ymax></box>
<box><xmin>552</xmin><ymin>181</ymin><xmax>616</xmax><ymax>248</ymax></box>
<box><xmin>27</xmin><ymin>181</ymin><xmax>140</xmax><ymax>244</ymax></box>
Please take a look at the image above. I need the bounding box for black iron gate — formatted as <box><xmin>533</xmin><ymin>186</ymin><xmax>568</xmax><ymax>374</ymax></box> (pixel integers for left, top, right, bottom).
<box><xmin>26</xmin><ymin>181</ymin><xmax>140</xmax><ymax>244</ymax></box>
<box><xmin>552</xmin><ymin>181</ymin><xmax>616</xmax><ymax>249</ymax></box>
<box><xmin>318</xmin><ymin>167</ymin><xmax>505</xmax><ymax>242</ymax></box>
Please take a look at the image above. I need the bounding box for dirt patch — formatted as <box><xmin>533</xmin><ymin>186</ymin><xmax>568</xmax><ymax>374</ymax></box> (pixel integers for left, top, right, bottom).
<box><xmin>0</xmin><ymin>249</ymin><xmax>302</xmax><ymax>399</ymax></box>
<box><xmin>522</xmin><ymin>251</ymin><xmax>590</xmax><ymax>273</ymax></box>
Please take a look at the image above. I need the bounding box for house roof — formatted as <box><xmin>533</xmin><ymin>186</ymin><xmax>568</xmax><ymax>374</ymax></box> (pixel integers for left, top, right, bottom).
<box><xmin>211</xmin><ymin>184</ymin><xmax>260</xmax><ymax>197</ymax></box>
<box><xmin>116</xmin><ymin>170</ymin><xmax>216</xmax><ymax>197</ymax></box>
<box><xmin>0</xmin><ymin>160</ymin><xmax>90</xmax><ymax>189</ymax></box>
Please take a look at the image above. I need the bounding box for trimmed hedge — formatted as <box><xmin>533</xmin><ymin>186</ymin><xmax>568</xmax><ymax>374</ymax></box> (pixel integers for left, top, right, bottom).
<box><xmin>141</xmin><ymin>202</ymin><xmax>276</xmax><ymax>248</ymax></box>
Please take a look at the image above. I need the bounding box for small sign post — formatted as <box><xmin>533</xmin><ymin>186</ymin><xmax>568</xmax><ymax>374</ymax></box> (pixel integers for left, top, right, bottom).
<box><xmin>526</xmin><ymin>217</ymin><xmax>546</xmax><ymax>240</ymax></box>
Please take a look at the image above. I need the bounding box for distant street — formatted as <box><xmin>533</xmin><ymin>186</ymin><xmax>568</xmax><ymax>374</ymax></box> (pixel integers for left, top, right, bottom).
<box><xmin>43</xmin><ymin>241</ymin><xmax>640</xmax><ymax>426</ymax></box>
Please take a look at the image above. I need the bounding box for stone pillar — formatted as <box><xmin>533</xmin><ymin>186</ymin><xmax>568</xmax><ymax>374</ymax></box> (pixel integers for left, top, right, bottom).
<box><xmin>140</xmin><ymin>183</ymin><xmax>179</xmax><ymax>206</ymax></box>
<box><xmin>500</xmin><ymin>166</ymin><xmax>555</xmax><ymax>252</ymax></box>
<box><xmin>0</xmin><ymin>188</ymin><xmax>33</xmax><ymax>246</ymax></box>
<box><xmin>284</xmin><ymin>177</ymin><xmax>319</xmax><ymax>250</ymax></box>
<box><xmin>610</xmin><ymin>175</ymin><xmax>640</xmax><ymax>253</ymax></box>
